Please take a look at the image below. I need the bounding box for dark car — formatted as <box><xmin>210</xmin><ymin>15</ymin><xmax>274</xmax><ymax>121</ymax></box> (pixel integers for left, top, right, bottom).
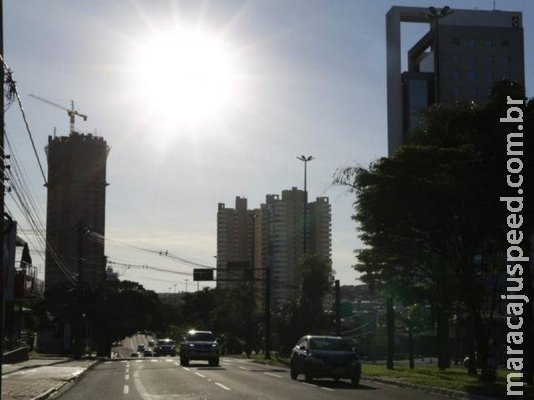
<box><xmin>290</xmin><ymin>335</ymin><xmax>361</xmax><ymax>385</ymax></box>
<box><xmin>180</xmin><ymin>330</ymin><xmax>220</xmax><ymax>366</ymax></box>
<box><xmin>155</xmin><ymin>339</ymin><xmax>176</xmax><ymax>357</ymax></box>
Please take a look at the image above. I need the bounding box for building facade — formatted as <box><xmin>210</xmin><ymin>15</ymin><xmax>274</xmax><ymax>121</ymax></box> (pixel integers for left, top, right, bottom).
<box><xmin>217</xmin><ymin>188</ymin><xmax>332</xmax><ymax>308</ymax></box>
<box><xmin>386</xmin><ymin>6</ymin><xmax>524</xmax><ymax>154</ymax></box>
<box><xmin>44</xmin><ymin>133</ymin><xmax>109</xmax><ymax>293</ymax></box>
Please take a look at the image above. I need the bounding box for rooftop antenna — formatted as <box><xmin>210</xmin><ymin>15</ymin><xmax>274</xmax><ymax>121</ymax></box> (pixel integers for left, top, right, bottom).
<box><xmin>29</xmin><ymin>94</ymin><xmax>88</xmax><ymax>134</ymax></box>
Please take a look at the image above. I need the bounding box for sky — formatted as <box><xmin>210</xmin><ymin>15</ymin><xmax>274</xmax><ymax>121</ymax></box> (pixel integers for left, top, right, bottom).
<box><xmin>3</xmin><ymin>0</ymin><xmax>533</xmax><ymax>294</ymax></box>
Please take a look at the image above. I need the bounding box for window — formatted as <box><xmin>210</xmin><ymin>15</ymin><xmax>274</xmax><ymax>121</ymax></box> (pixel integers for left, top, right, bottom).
<box><xmin>468</xmin><ymin>55</ymin><xmax>477</xmax><ymax>65</ymax></box>
<box><xmin>465</xmin><ymin>71</ymin><xmax>477</xmax><ymax>79</ymax></box>
<box><xmin>483</xmin><ymin>39</ymin><xmax>493</xmax><ymax>48</ymax></box>
<box><xmin>452</xmin><ymin>70</ymin><xmax>461</xmax><ymax>79</ymax></box>
<box><xmin>467</xmin><ymin>39</ymin><xmax>476</xmax><ymax>48</ymax></box>
<box><xmin>500</xmin><ymin>56</ymin><xmax>511</xmax><ymax>65</ymax></box>
<box><xmin>484</xmin><ymin>71</ymin><xmax>494</xmax><ymax>81</ymax></box>
<box><xmin>469</xmin><ymin>87</ymin><xmax>478</xmax><ymax>97</ymax></box>
<box><xmin>484</xmin><ymin>55</ymin><xmax>494</xmax><ymax>65</ymax></box>
<box><xmin>451</xmin><ymin>37</ymin><xmax>461</xmax><ymax>46</ymax></box>
<box><xmin>452</xmin><ymin>54</ymin><xmax>460</xmax><ymax>64</ymax></box>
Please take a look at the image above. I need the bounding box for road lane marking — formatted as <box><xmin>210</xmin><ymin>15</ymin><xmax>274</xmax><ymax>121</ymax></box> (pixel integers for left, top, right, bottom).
<box><xmin>125</xmin><ymin>374</ymin><xmax>129</xmax><ymax>380</ymax></box>
<box><xmin>195</xmin><ymin>372</ymin><xmax>206</xmax><ymax>378</ymax></box>
<box><xmin>264</xmin><ymin>372</ymin><xmax>282</xmax><ymax>378</ymax></box>
<box><xmin>238</xmin><ymin>366</ymin><xmax>249</xmax><ymax>370</ymax></box>
<box><xmin>321</xmin><ymin>387</ymin><xmax>335</xmax><ymax>391</ymax></box>
<box><xmin>215</xmin><ymin>382</ymin><xmax>231</xmax><ymax>390</ymax></box>
<box><xmin>183</xmin><ymin>367</ymin><xmax>190</xmax><ymax>371</ymax></box>
<box><xmin>301</xmin><ymin>382</ymin><xmax>316</xmax><ymax>387</ymax></box>
<box><xmin>123</xmin><ymin>385</ymin><xmax>129</xmax><ymax>394</ymax></box>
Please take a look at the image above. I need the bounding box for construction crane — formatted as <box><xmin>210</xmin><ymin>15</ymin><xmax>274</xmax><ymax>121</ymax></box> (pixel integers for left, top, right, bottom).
<box><xmin>29</xmin><ymin>94</ymin><xmax>88</xmax><ymax>134</ymax></box>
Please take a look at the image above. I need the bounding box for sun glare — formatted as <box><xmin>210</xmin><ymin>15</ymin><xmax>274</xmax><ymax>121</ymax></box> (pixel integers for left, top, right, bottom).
<box><xmin>132</xmin><ymin>29</ymin><xmax>240</xmax><ymax>127</ymax></box>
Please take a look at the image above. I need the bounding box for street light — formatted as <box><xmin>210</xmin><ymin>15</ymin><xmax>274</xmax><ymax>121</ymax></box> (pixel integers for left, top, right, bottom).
<box><xmin>296</xmin><ymin>155</ymin><xmax>314</xmax><ymax>194</ymax></box>
<box><xmin>297</xmin><ymin>155</ymin><xmax>314</xmax><ymax>255</ymax></box>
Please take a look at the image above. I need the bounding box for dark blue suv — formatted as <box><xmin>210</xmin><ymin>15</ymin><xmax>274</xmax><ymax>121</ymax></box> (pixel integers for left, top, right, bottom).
<box><xmin>290</xmin><ymin>335</ymin><xmax>361</xmax><ymax>385</ymax></box>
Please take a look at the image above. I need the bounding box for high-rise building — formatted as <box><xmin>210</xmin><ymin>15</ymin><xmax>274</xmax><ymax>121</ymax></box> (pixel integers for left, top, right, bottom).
<box><xmin>216</xmin><ymin>197</ymin><xmax>254</xmax><ymax>290</ymax></box>
<box><xmin>217</xmin><ymin>188</ymin><xmax>332</xmax><ymax>308</ymax></box>
<box><xmin>44</xmin><ymin>133</ymin><xmax>109</xmax><ymax>292</ymax></box>
<box><xmin>386</xmin><ymin>6</ymin><xmax>524</xmax><ymax>155</ymax></box>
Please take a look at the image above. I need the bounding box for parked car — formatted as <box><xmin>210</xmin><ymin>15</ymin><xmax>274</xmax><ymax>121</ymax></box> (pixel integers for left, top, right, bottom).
<box><xmin>137</xmin><ymin>344</ymin><xmax>146</xmax><ymax>353</ymax></box>
<box><xmin>180</xmin><ymin>330</ymin><xmax>220</xmax><ymax>366</ymax></box>
<box><xmin>155</xmin><ymin>338</ymin><xmax>176</xmax><ymax>356</ymax></box>
<box><xmin>290</xmin><ymin>335</ymin><xmax>361</xmax><ymax>386</ymax></box>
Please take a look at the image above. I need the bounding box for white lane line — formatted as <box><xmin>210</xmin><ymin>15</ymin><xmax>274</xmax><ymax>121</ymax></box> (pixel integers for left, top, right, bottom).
<box><xmin>195</xmin><ymin>372</ymin><xmax>206</xmax><ymax>378</ymax></box>
<box><xmin>123</xmin><ymin>385</ymin><xmax>129</xmax><ymax>394</ymax></box>
<box><xmin>135</xmin><ymin>360</ymin><xmax>142</xmax><ymax>363</ymax></box>
<box><xmin>104</xmin><ymin>361</ymin><xmax>111</xmax><ymax>365</ymax></box>
<box><xmin>125</xmin><ymin>374</ymin><xmax>129</xmax><ymax>380</ymax></box>
<box><xmin>301</xmin><ymin>382</ymin><xmax>316</xmax><ymax>388</ymax></box>
<box><xmin>321</xmin><ymin>387</ymin><xmax>335</xmax><ymax>391</ymax></box>
<box><xmin>214</xmin><ymin>382</ymin><xmax>231</xmax><ymax>391</ymax></box>
<box><xmin>183</xmin><ymin>367</ymin><xmax>190</xmax><ymax>371</ymax></box>
<box><xmin>150</xmin><ymin>359</ymin><xmax>158</xmax><ymax>363</ymax></box>
<box><xmin>238</xmin><ymin>366</ymin><xmax>248</xmax><ymax>370</ymax></box>
<box><xmin>264</xmin><ymin>372</ymin><xmax>282</xmax><ymax>378</ymax></box>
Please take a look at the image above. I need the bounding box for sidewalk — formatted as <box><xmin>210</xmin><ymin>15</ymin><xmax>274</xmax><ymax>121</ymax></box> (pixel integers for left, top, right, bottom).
<box><xmin>1</xmin><ymin>356</ymin><xmax>99</xmax><ymax>400</ymax></box>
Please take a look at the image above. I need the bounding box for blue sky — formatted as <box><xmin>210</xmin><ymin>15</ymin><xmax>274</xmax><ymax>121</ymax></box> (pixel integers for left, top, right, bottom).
<box><xmin>3</xmin><ymin>0</ymin><xmax>533</xmax><ymax>293</ymax></box>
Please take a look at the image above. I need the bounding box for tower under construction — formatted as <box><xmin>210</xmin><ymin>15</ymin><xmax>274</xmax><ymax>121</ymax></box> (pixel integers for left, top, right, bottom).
<box><xmin>44</xmin><ymin>132</ymin><xmax>109</xmax><ymax>293</ymax></box>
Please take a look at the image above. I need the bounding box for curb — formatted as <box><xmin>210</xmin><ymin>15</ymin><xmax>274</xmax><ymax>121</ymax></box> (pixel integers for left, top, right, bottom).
<box><xmin>3</xmin><ymin>359</ymin><xmax>72</xmax><ymax>377</ymax></box>
<box><xmin>363</xmin><ymin>376</ymin><xmax>499</xmax><ymax>400</ymax></box>
<box><xmin>30</xmin><ymin>359</ymin><xmax>101</xmax><ymax>400</ymax></box>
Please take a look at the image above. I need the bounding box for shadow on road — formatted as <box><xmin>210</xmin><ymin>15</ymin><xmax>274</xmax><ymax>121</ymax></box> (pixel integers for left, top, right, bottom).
<box><xmin>297</xmin><ymin>378</ymin><xmax>377</xmax><ymax>391</ymax></box>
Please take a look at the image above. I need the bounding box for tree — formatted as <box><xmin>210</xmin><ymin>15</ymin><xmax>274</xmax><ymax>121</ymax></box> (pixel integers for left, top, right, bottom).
<box><xmin>90</xmin><ymin>280</ymin><xmax>163</xmax><ymax>357</ymax></box>
<box><xmin>334</xmin><ymin>81</ymin><xmax>533</xmax><ymax>378</ymax></box>
<box><xmin>273</xmin><ymin>255</ymin><xmax>333</xmax><ymax>355</ymax></box>
<box><xmin>396</xmin><ymin>303</ymin><xmax>432</xmax><ymax>369</ymax></box>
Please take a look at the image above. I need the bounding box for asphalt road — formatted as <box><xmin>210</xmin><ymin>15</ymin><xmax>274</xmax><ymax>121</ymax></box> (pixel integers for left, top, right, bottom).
<box><xmin>54</xmin><ymin>356</ymin><xmax>451</xmax><ymax>400</ymax></box>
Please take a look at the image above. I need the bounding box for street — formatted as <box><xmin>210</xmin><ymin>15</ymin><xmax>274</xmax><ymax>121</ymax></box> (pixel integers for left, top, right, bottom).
<box><xmin>53</xmin><ymin>357</ymin><xmax>450</xmax><ymax>400</ymax></box>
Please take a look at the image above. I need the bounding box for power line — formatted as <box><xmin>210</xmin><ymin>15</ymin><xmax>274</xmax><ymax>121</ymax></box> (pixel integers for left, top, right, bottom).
<box><xmin>87</xmin><ymin>231</ymin><xmax>213</xmax><ymax>269</ymax></box>
<box><xmin>0</xmin><ymin>54</ymin><xmax>47</xmax><ymax>184</ymax></box>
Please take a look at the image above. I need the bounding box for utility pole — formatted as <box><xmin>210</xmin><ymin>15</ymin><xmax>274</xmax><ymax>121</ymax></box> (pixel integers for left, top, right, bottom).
<box><xmin>264</xmin><ymin>263</ymin><xmax>271</xmax><ymax>360</ymax></box>
<box><xmin>334</xmin><ymin>280</ymin><xmax>341</xmax><ymax>336</ymax></box>
<box><xmin>0</xmin><ymin>0</ymin><xmax>5</xmax><ymax>395</ymax></box>
<box><xmin>297</xmin><ymin>155</ymin><xmax>314</xmax><ymax>255</ymax></box>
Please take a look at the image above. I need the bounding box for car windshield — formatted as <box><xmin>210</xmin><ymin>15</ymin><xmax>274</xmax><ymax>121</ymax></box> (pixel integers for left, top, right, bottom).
<box><xmin>309</xmin><ymin>338</ymin><xmax>355</xmax><ymax>352</ymax></box>
<box><xmin>187</xmin><ymin>332</ymin><xmax>215</xmax><ymax>341</ymax></box>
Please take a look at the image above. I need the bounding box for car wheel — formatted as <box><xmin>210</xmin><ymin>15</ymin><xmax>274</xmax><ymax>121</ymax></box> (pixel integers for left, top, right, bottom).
<box><xmin>180</xmin><ymin>357</ymin><xmax>189</xmax><ymax>366</ymax></box>
<box><xmin>303</xmin><ymin>365</ymin><xmax>313</xmax><ymax>383</ymax></box>
<box><xmin>290</xmin><ymin>363</ymin><xmax>298</xmax><ymax>380</ymax></box>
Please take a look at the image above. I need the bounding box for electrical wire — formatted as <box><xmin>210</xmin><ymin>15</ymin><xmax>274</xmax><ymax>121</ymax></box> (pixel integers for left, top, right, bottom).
<box><xmin>1</xmin><ymin>54</ymin><xmax>47</xmax><ymax>184</ymax></box>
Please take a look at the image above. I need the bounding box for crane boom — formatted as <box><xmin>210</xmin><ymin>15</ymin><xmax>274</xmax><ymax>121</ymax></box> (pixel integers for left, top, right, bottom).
<box><xmin>29</xmin><ymin>94</ymin><xmax>88</xmax><ymax>134</ymax></box>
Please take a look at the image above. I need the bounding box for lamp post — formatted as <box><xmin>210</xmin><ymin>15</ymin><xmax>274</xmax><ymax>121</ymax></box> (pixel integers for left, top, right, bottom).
<box><xmin>297</xmin><ymin>155</ymin><xmax>314</xmax><ymax>255</ymax></box>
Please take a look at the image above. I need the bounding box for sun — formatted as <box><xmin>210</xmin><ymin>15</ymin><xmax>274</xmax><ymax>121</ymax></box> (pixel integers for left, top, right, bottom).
<box><xmin>132</xmin><ymin>29</ymin><xmax>240</xmax><ymax>127</ymax></box>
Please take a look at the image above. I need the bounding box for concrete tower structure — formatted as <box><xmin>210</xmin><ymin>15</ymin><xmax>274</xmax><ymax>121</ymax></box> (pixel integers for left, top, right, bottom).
<box><xmin>44</xmin><ymin>132</ymin><xmax>109</xmax><ymax>292</ymax></box>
